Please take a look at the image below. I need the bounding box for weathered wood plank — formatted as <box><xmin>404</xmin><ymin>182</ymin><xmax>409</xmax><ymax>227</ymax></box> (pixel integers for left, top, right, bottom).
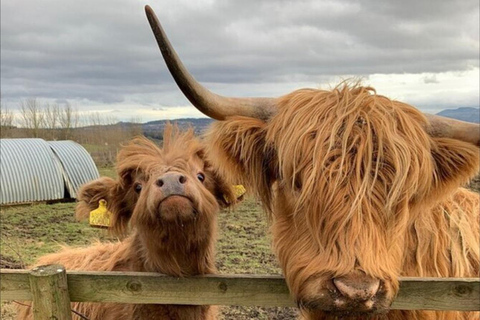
<box><xmin>393</xmin><ymin>277</ymin><xmax>480</xmax><ymax>311</ymax></box>
<box><xmin>29</xmin><ymin>265</ymin><xmax>72</xmax><ymax>320</ymax></box>
<box><xmin>2</xmin><ymin>269</ymin><xmax>479</xmax><ymax>311</ymax></box>
<box><xmin>67</xmin><ymin>272</ymin><xmax>294</xmax><ymax>308</ymax></box>
<box><xmin>0</xmin><ymin>269</ymin><xmax>31</xmax><ymax>301</ymax></box>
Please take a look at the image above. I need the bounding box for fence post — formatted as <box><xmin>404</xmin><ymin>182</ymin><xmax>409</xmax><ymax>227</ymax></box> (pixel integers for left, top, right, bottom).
<box><xmin>29</xmin><ymin>264</ymin><xmax>72</xmax><ymax>320</ymax></box>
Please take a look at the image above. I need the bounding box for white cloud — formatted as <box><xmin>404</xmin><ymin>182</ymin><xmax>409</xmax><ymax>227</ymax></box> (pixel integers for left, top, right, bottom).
<box><xmin>365</xmin><ymin>68</ymin><xmax>479</xmax><ymax>113</ymax></box>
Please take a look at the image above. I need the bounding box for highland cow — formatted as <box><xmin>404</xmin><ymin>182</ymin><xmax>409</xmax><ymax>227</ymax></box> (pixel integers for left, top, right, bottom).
<box><xmin>145</xmin><ymin>6</ymin><xmax>480</xmax><ymax>320</ymax></box>
<box><xmin>17</xmin><ymin>124</ymin><xmax>235</xmax><ymax>320</ymax></box>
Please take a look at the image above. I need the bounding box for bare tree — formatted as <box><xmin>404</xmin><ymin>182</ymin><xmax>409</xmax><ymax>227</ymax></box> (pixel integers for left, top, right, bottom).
<box><xmin>105</xmin><ymin>114</ymin><xmax>118</xmax><ymax>126</ymax></box>
<box><xmin>59</xmin><ymin>102</ymin><xmax>79</xmax><ymax>140</ymax></box>
<box><xmin>0</xmin><ymin>102</ymin><xmax>16</xmax><ymax>138</ymax></box>
<box><xmin>129</xmin><ymin>116</ymin><xmax>143</xmax><ymax>137</ymax></box>
<box><xmin>19</xmin><ymin>98</ymin><xmax>44</xmax><ymax>138</ymax></box>
<box><xmin>87</xmin><ymin>111</ymin><xmax>110</xmax><ymax>127</ymax></box>
<box><xmin>44</xmin><ymin>103</ymin><xmax>60</xmax><ymax>140</ymax></box>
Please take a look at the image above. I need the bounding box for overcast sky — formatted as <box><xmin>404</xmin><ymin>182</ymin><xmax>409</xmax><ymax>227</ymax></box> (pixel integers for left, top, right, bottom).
<box><xmin>1</xmin><ymin>0</ymin><xmax>479</xmax><ymax>123</ymax></box>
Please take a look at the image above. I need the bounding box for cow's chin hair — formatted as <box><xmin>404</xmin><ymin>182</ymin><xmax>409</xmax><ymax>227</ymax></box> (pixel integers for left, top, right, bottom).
<box><xmin>158</xmin><ymin>195</ymin><xmax>196</xmax><ymax>222</ymax></box>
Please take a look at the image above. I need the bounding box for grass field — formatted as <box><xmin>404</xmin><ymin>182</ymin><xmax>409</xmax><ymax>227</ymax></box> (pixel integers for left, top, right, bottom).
<box><xmin>0</xmin><ymin>167</ymin><xmax>298</xmax><ymax>319</ymax></box>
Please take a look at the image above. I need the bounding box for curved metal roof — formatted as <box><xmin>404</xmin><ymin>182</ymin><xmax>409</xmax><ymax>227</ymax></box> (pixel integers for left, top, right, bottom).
<box><xmin>0</xmin><ymin>139</ymin><xmax>64</xmax><ymax>204</ymax></box>
<box><xmin>0</xmin><ymin>139</ymin><xmax>100</xmax><ymax>204</ymax></box>
<box><xmin>48</xmin><ymin>141</ymin><xmax>99</xmax><ymax>198</ymax></box>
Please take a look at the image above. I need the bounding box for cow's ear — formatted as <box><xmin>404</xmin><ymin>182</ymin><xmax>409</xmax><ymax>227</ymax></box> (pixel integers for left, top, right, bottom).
<box><xmin>75</xmin><ymin>177</ymin><xmax>118</xmax><ymax>221</ymax></box>
<box><xmin>430</xmin><ymin>137</ymin><xmax>479</xmax><ymax>196</ymax></box>
<box><xmin>205</xmin><ymin>117</ymin><xmax>277</xmax><ymax>206</ymax></box>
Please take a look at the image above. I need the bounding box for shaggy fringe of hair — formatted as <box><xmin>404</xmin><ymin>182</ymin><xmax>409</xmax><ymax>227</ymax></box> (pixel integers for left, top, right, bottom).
<box><xmin>116</xmin><ymin>124</ymin><xmax>203</xmax><ymax>178</ymax></box>
<box><xmin>268</xmin><ymin>86</ymin><xmax>431</xmax><ymax>274</ymax></box>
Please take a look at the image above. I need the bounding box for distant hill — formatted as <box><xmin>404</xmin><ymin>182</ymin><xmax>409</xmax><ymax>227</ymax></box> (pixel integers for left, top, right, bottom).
<box><xmin>436</xmin><ymin>107</ymin><xmax>480</xmax><ymax>123</ymax></box>
<box><xmin>141</xmin><ymin>118</ymin><xmax>214</xmax><ymax>139</ymax></box>
<box><xmin>78</xmin><ymin>118</ymin><xmax>214</xmax><ymax>141</ymax></box>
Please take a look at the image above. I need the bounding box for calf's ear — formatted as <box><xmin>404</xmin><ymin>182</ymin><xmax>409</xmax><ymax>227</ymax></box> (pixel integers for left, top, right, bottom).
<box><xmin>430</xmin><ymin>137</ymin><xmax>480</xmax><ymax>197</ymax></box>
<box><xmin>76</xmin><ymin>177</ymin><xmax>133</xmax><ymax>236</ymax></box>
<box><xmin>75</xmin><ymin>177</ymin><xmax>118</xmax><ymax>221</ymax></box>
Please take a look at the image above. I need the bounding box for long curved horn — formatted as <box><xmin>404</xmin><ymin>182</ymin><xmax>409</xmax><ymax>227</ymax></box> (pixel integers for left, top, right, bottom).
<box><xmin>145</xmin><ymin>5</ymin><xmax>276</xmax><ymax>121</ymax></box>
<box><xmin>425</xmin><ymin>114</ymin><xmax>480</xmax><ymax>146</ymax></box>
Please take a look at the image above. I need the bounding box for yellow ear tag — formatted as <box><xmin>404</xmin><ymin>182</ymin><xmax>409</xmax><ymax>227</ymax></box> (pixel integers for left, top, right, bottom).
<box><xmin>224</xmin><ymin>185</ymin><xmax>246</xmax><ymax>204</ymax></box>
<box><xmin>89</xmin><ymin>199</ymin><xmax>112</xmax><ymax>228</ymax></box>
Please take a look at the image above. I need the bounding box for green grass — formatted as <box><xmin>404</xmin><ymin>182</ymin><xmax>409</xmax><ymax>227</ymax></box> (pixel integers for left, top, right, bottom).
<box><xmin>81</xmin><ymin>144</ymin><xmax>111</xmax><ymax>153</ymax></box>
<box><xmin>0</xmin><ymin>193</ymin><xmax>297</xmax><ymax>319</ymax></box>
<box><xmin>216</xmin><ymin>200</ymin><xmax>297</xmax><ymax>319</ymax></box>
<box><xmin>97</xmin><ymin>166</ymin><xmax>117</xmax><ymax>179</ymax></box>
<box><xmin>1</xmin><ymin>202</ymin><xmax>110</xmax><ymax>267</ymax></box>
<box><xmin>217</xmin><ymin>199</ymin><xmax>280</xmax><ymax>275</ymax></box>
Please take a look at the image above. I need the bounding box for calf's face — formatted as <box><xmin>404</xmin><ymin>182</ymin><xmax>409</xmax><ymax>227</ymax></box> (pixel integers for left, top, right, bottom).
<box><xmin>76</xmin><ymin>125</ymin><xmax>234</xmax><ymax>237</ymax></box>
<box><xmin>128</xmin><ymin>145</ymin><xmax>232</xmax><ymax>237</ymax></box>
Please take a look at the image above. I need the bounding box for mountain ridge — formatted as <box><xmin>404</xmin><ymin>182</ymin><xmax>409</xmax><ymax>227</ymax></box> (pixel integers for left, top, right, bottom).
<box><xmin>436</xmin><ymin>107</ymin><xmax>479</xmax><ymax>123</ymax></box>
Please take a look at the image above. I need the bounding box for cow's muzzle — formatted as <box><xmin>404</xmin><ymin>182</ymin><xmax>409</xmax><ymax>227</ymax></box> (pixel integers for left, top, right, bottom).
<box><xmin>154</xmin><ymin>172</ymin><xmax>196</xmax><ymax>222</ymax></box>
<box><xmin>330</xmin><ymin>272</ymin><xmax>384</xmax><ymax>312</ymax></box>
<box><xmin>298</xmin><ymin>271</ymin><xmax>392</xmax><ymax>316</ymax></box>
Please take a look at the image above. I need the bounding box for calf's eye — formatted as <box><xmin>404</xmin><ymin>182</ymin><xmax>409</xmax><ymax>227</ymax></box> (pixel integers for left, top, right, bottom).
<box><xmin>134</xmin><ymin>183</ymin><xmax>142</xmax><ymax>193</ymax></box>
<box><xmin>197</xmin><ymin>172</ymin><xmax>205</xmax><ymax>183</ymax></box>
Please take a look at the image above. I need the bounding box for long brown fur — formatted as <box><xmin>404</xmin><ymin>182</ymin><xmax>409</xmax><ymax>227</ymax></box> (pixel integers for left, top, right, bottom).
<box><xmin>17</xmin><ymin>124</ymin><xmax>235</xmax><ymax>320</ymax></box>
<box><xmin>205</xmin><ymin>84</ymin><xmax>480</xmax><ymax>319</ymax></box>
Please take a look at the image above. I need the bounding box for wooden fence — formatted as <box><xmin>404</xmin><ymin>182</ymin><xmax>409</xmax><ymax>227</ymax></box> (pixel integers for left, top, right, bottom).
<box><xmin>1</xmin><ymin>264</ymin><xmax>479</xmax><ymax>319</ymax></box>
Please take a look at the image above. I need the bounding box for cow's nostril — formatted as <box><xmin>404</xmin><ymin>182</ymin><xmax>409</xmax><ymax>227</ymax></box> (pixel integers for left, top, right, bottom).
<box><xmin>179</xmin><ymin>175</ymin><xmax>186</xmax><ymax>184</ymax></box>
<box><xmin>156</xmin><ymin>179</ymin><xmax>164</xmax><ymax>187</ymax></box>
<box><xmin>333</xmin><ymin>276</ymin><xmax>380</xmax><ymax>301</ymax></box>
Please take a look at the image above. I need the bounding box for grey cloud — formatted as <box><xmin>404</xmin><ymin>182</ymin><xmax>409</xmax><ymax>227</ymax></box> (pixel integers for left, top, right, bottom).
<box><xmin>54</xmin><ymin>99</ymin><xmax>70</xmax><ymax>104</ymax></box>
<box><xmin>1</xmin><ymin>0</ymin><xmax>478</xmax><ymax>112</ymax></box>
<box><xmin>423</xmin><ymin>75</ymin><xmax>439</xmax><ymax>84</ymax></box>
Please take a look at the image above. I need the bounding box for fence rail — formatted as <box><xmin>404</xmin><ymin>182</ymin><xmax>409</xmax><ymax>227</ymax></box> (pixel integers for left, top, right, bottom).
<box><xmin>1</xmin><ymin>265</ymin><xmax>479</xmax><ymax>319</ymax></box>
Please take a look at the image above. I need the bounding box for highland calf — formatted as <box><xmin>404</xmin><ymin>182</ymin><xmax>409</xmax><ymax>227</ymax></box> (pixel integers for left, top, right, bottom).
<box><xmin>17</xmin><ymin>124</ymin><xmax>235</xmax><ymax>320</ymax></box>
<box><xmin>146</xmin><ymin>6</ymin><xmax>480</xmax><ymax>320</ymax></box>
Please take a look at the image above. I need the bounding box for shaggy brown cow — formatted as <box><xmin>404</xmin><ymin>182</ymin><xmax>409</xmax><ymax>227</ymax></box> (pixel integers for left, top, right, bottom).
<box><xmin>17</xmin><ymin>124</ymin><xmax>235</xmax><ymax>320</ymax></box>
<box><xmin>145</xmin><ymin>6</ymin><xmax>480</xmax><ymax>320</ymax></box>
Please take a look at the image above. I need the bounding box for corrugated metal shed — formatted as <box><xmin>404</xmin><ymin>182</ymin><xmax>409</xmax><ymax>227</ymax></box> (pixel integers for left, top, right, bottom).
<box><xmin>48</xmin><ymin>141</ymin><xmax>99</xmax><ymax>199</ymax></box>
<box><xmin>0</xmin><ymin>139</ymin><xmax>99</xmax><ymax>204</ymax></box>
<box><xmin>0</xmin><ymin>139</ymin><xmax>64</xmax><ymax>204</ymax></box>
